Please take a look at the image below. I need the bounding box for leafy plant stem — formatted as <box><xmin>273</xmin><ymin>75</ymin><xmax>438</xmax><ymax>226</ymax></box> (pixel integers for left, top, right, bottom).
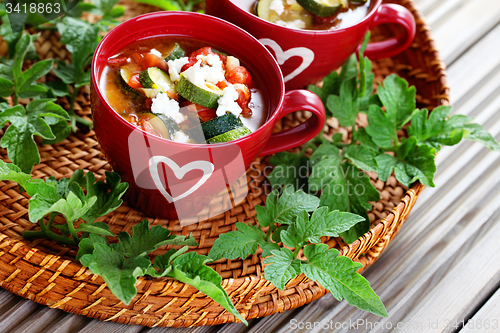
<box><xmin>293</xmin><ymin>246</ymin><xmax>301</xmax><ymax>257</ymax></box>
<box><xmin>23</xmin><ymin>216</ymin><xmax>76</xmax><ymax>246</ymax></box>
<box><xmin>13</xmin><ymin>94</ymin><xmax>18</xmax><ymax>106</ymax></box>
<box><xmin>46</xmin><ymin>213</ymin><xmax>56</xmax><ymax>230</ymax></box>
<box><xmin>66</xmin><ymin>219</ymin><xmax>80</xmax><ymax>245</ymax></box>
<box><xmin>67</xmin><ymin>88</ymin><xmax>93</xmax><ymax>130</ymax></box>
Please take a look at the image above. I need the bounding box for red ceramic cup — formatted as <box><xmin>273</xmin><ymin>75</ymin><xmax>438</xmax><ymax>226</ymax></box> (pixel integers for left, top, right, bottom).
<box><xmin>205</xmin><ymin>0</ymin><xmax>416</xmax><ymax>90</ymax></box>
<box><xmin>91</xmin><ymin>12</ymin><xmax>325</xmax><ymax>221</ymax></box>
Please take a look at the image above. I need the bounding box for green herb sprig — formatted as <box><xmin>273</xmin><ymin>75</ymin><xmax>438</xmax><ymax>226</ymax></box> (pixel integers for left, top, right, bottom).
<box><xmin>0</xmin><ymin>160</ymin><xmax>247</xmax><ymax>324</ymax></box>
<box><xmin>208</xmin><ymin>186</ymin><xmax>388</xmax><ymax>317</ymax></box>
<box><xmin>269</xmin><ymin>33</ymin><xmax>500</xmax><ymax>243</ymax></box>
<box><xmin>132</xmin><ymin>0</ymin><xmax>204</xmax><ymax>12</ymax></box>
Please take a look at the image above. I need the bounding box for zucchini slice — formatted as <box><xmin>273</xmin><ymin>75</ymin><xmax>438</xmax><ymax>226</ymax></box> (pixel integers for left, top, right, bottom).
<box><xmin>207</xmin><ymin>126</ymin><xmax>251</xmax><ymax>143</ymax></box>
<box><xmin>165</xmin><ymin>43</ymin><xmax>185</xmax><ymax>62</ymax></box>
<box><xmin>200</xmin><ymin>113</ymin><xmax>244</xmax><ymax>140</ymax></box>
<box><xmin>153</xmin><ymin>113</ymin><xmax>180</xmax><ymax>140</ymax></box>
<box><xmin>257</xmin><ymin>0</ymin><xmax>282</xmax><ymax>21</ymax></box>
<box><xmin>177</xmin><ymin>74</ymin><xmax>223</xmax><ymax>110</ymax></box>
<box><xmin>119</xmin><ymin>68</ymin><xmax>141</xmax><ymax>96</ymax></box>
<box><xmin>139</xmin><ymin>67</ymin><xmax>176</xmax><ymax>95</ymax></box>
<box><xmin>296</xmin><ymin>0</ymin><xmax>344</xmax><ymax>17</ymax></box>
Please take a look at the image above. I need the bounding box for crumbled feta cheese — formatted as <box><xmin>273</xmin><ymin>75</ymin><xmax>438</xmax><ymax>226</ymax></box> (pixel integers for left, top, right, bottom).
<box><xmin>183</xmin><ymin>59</ymin><xmax>205</xmax><ymax>87</ymax></box>
<box><xmin>151</xmin><ymin>93</ymin><xmax>186</xmax><ymax>124</ymax></box>
<box><xmin>217</xmin><ymin>84</ymin><xmax>242</xmax><ymax>117</ymax></box>
<box><xmin>204</xmin><ymin>65</ymin><xmax>225</xmax><ymax>84</ymax></box>
<box><xmin>173</xmin><ymin>131</ymin><xmax>190</xmax><ymax>143</ymax></box>
<box><xmin>270</xmin><ymin>0</ymin><xmax>285</xmax><ymax>15</ymax></box>
<box><xmin>167</xmin><ymin>57</ymin><xmax>190</xmax><ymax>82</ymax></box>
<box><xmin>150</xmin><ymin>48</ymin><xmax>162</xmax><ymax>57</ymax></box>
<box><xmin>275</xmin><ymin>19</ymin><xmax>306</xmax><ymax>29</ymax></box>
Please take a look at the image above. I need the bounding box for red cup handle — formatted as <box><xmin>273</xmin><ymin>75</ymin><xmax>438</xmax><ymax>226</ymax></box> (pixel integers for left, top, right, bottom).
<box><xmin>364</xmin><ymin>4</ymin><xmax>416</xmax><ymax>60</ymax></box>
<box><xmin>259</xmin><ymin>90</ymin><xmax>325</xmax><ymax>157</ymax></box>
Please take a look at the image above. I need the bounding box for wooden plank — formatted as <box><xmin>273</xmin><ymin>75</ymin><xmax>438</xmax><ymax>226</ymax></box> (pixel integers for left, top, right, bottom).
<box><xmin>445</xmin><ymin>24</ymin><xmax>500</xmax><ymax>107</ymax></box>
<box><xmin>76</xmin><ymin>320</ymin><xmax>144</xmax><ymax>333</ymax></box>
<box><xmin>430</xmin><ymin>0</ymin><xmax>500</xmax><ymax>65</ymax></box>
<box><xmin>459</xmin><ymin>288</ymin><xmax>500</xmax><ymax>333</ymax></box>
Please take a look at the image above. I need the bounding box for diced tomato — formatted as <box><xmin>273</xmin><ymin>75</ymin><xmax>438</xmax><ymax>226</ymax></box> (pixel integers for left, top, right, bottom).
<box><xmin>130</xmin><ymin>52</ymin><xmax>145</xmax><ymax>66</ymax></box>
<box><xmin>312</xmin><ymin>14</ymin><xmax>337</xmax><ymax>26</ymax></box>
<box><xmin>107</xmin><ymin>56</ymin><xmax>128</xmax><ymax>68</ymax></box>
<box><xmin>216</xmin><ymin>80</ymin><xmax>229</xmax><ymax>90</ymax></box>
<box><xmin>181</xmin><ymin>57</ymin><xmax>198</xmax><ymax>72</ymax></box>
<box><xmin>143</xmin><ymin>53</ymin><xmax>168</xmax><ymax>72</ymax></box>
<box><xmin>145</xmin><ymin>98</ymin><xmax>153</xmax><ymax>110</ymax></box>
<box><xmin>127</xmin><ymin>114</ymin><xmax>139</xmax><ymax>125</ymax></box>
<box><xmin>198</xmin><ymin>109</ymin><xmax>217</xmax><ymax>122</ymax></box>
<box><xmin>235</xmin><ymin>84</ymin><xmax>252</xmax><ymax>117</ymax></box>
<box><xmin>189</xmin><ymin>47</ymin><xmax>213</xmax><ymax>58</ymax></box>
<box><xmin>128</xmin><ymin>74</ymin><xmax>142</xmax><ymax>89</ymax></box>
<box><xmin>226</xmin><ymin>66</ymin><xmax>252</xmax><ymax>86</ymax></box>
<box><xmin>138</xmin><ymin>119</ymin><xmax>159</xmax><ymax>136</ymax></box>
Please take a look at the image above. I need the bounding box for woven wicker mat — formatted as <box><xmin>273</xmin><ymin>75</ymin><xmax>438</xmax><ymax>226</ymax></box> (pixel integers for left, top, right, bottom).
<box><xmin>0</xmin><ymin>0</ymin><xmax>448</xmax><ymax>328</ymax></box>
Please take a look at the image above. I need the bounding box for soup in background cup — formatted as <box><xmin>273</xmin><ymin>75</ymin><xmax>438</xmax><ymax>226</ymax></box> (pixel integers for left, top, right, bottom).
<box><xmin>91</xmin><ymin>12</ymin><xmax>325</xmax><ymax>223</ymax></box>
<box><xmin>206</xmin><ymin>0</ymin><xmax>416</xmax><ymax>90</ymax></box>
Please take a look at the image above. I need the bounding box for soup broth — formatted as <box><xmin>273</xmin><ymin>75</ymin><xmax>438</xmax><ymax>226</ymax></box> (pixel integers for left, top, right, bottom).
<box><xmin>231</xmin><ymin>0</ymin><xmax>372</xmax><ymax>30</ymax></box>
<box><xmin>100</xmin><ymin>37</ymin><xmax>267</xmax><ymax>144</ymax></box>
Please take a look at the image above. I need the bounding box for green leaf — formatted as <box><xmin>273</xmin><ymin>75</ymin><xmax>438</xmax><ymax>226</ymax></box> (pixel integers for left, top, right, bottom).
<box><xmin>111</xmin><ymin>220</ymin><xmax>197</xmax><ymax>258</ymax></box>
<box><xmin>326</xmin><ymin>78</ymin><xmax>358</xmax><ymax>127</ymax></box>
<box><xmin>80</xmin><ymin>243</ymin><xmax>145</xmax><ymax>305</ymax></box>
<box><xmin>29</xmin><ymin>191</ymin><xmax>97</xmax><ymax>223</ymax></box>
<box><xmin>376</xmin><ymin>137</ymin><xmax>436</xmax><ymax>187</ymax></box>
<box><xmin>255</xmin><ymin>186</ymin><xmax>320</xmax><ymax>227</ymax></box>
<box><xmin>267</xmin><ymin>152</ymin><xmax>310</xmax><ymax>190</ymax></box>
<box><xmin>0</xmin><ymin>77</ymin><xmax>14</xmax><ymax>97</ymax></box>
<box><xmin>148</xmin><ymin>247</ymin><xmax>188</xmax><ymax>277</ymax></box>
<box><xmin>0</xmin><ymin>160</ymin><xmax>31</xmax><ymax>187</ymax></box>
<box><xmin>365</xmin><ymin>104</ymin><xmax>397</xmax><ymax>149</ymax></box>
<box><xmin>13</xmin><ymin>34</ymin><xmax>39</xmax><ymax>82</ymax></box>
<box><xmin>131</xmin><ymin>0</ymin><xmax>182</xmax><ymax>11</ymax></box>
<box><xmin>344</xmin><ymin>145</ymin><xmax>378</xmax><ymax>173</ymax></box>
<box><xmin>208</xmin><ymin>222</ymin><xmax>265</xmax><ymax>261</ymax></box>
<box><xmin>463</xmin><ymin>123</ymin><xmax>500</xmax><ymax>151</ymax></box>
<box><xmin>41</xmin><ymin>117</ymin><xmax>71</xmax><ymax>145</ymax></box>
<box><xmin>168</xmin><ymin>252</ymin><xmax>248</xmax><ymax>325</ymax></box>
<box><xmin>407</xmin><ymin>107</ymin><xmax>465</xmax><ymax>150</ymax></box>
<box><xmin>57</xmin><ymin>18</ymin><xmax>99</xmax><ymax>85</ymax></box>
<box><xmin>76</xmin><ymin>233</ymin><xmax>108</xmax><ymax>261</ymax></box>
<box><xmin>354</xmin><ymin>128</ymin><xmax>379</xmax><ymax>151</ymax></box>
<box><xmin>263</xmin><ymin>248</ymin><xmax>301</xmax><ymax>290</ymax></box>
<box><xmin>301</xmin><ymin>244</ymin><xmax>387</xmax><ymax>317</ymax></box>
<box><xmin>281</xmin><ymin>208</ymin><xmax>365</xmax><ymax>248</ymax></box>
<box><xmin>261</xmin><ymin>242</ymin><xmax>280</xmax><ymax>258</ymax></box>
<box><xmin>377</xmin><ymin>74</ymin><xmax>416</xmax><ymax>129</ymax></box>
<box><xmin>308</xmin><ymin>71</ymin><xmax>341</xmax><ymax>105</ymax></box>
<box><xmin>75</xmin><ymin>222</ymin><xmax>115</xmax><ymax>237</ymax></box>
<box><xmin>0</xmin><ymin>101</ymin><xmax>69</xmax><ymax>174</ymax></box>
<box><xmin>77</xmin><ymin>171</ymin><xmax>129</xmax><ymax>223</ymax></box>
<box><xmin>17</xmin><ymin>59</ymin><xmax>53</xmax><ymax>96</ymax></box>
<box><xmin>53</xmin><ymin>60</ymin><xmax>76</xmax><ymax>85</ymax></box>
<box><xmin>309</xmin><ymin>152</ymin><xmax>379</xmax><ymax>243</ymax></box>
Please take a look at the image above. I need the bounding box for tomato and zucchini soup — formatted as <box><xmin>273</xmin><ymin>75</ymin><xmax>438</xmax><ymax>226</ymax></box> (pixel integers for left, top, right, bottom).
<box><xmin>232</xmin><ymin>0</ymin><xmax>371</xmax><ymax>30</ymax></box>
<box><xmin>100</xmin><ymin>38</ymin><xmax>267</xmax><ymax>144</ymax></box>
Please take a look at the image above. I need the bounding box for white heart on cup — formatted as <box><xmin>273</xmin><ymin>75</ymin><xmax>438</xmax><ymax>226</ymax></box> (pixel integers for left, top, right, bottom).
<box><xmin>259</xmin><ymin>38</ymin><xmax>315</xmax><ymax>83</ymax></box>
<box><xmin>149</xmin><ymin>156</ymin><xmax>214</xmax><ymax>203</ymax></box>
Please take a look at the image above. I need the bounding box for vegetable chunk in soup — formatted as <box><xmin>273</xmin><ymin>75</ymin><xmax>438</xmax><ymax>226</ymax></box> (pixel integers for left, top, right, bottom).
<box><xmin>100</xmin><ymin>38</ymin><xmax>267</xmax><ymax>144</ymax></box>
<box><xmin>232</xmin><ymin>0</ymin><xmax>372</xmax><ymax>30</ymax></box>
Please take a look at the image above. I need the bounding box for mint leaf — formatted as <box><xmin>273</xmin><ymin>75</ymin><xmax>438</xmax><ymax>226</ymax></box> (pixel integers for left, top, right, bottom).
<box><xmin>77</xmin><ymin>171</ymin><xmax>129</xmax><ymax>224</ymax></box>
<box><xmin>0</xmin><ymin>100</ymin><xmax>69</xmax><ymax>173</ymax></box>
<box><xmin>261</xmin><ymin>242</ymin><xmax>280</xmax><ymax>258</ymax></box>
<box><xmin>148</xmin><ymin>247</ymin><xmax>188</xmax><ymax>277</ymax></box>
<box><xmin>326</xmin><ymin>78</ymin><xmax>358</xmax><ymax>127</ymax></box>
<box><xmin>308</xmin><ymin>71</ymin><xmax>341</xmax><ymax>105</ymax></box>
<box><xmin>377</xmin><ymin>74</ymin><xmax>416</xmax><ymax>129</ymax></box>
<box><xmin>168</xmin><ymin>252</ymin><xmax>248</xmax><ymax>325</ymax></box>
<box><xmin>208</xmin><ymin>222</ymin><xmax>265</xmax><ymax>261</ymax></box>
<box><xmin>17</xmin><ymin>59</ymin><xmax>53</xmax><ymax>98</ymax></box>
<box><xmin>112</xmin><ymin>219</ymin><xmax>197</xmax><ymax>258</ymax></box>
<box><xmin>76</xmin><ymin>233</ymin><xmax>108</xmax><ymax>261</ymax></box>
<box><xmin>263</xmin><ymin>248</ymin><xmax>301</xmax><ymax>290</ymax></box>
<box><xmin>301</xmin><ymin>244</ymin><xmax>387</xmax><ymax>317</ymax></box>
<box><xmin>281</xmin><ymin>208</ymin><xmax>364</xmax><ymax>248</ymax></box>
<box><xmin>255</xmin><ymin>186</ymin><xmax>320</xmax><ymax>227</ymax></box>
<box><xmin>80</xmin><ymin>243</ymin><xmax>146</xmax><ymax>305</ymax></box>
<box><xmin>267</xmin><ymin>152</ymin><xmax>310</xmax><ymax>190</ymax></box>
<box><xmin>376</xmin><ymin>137</ymin><xmax>436</xmax><ymax>187</ymax></box>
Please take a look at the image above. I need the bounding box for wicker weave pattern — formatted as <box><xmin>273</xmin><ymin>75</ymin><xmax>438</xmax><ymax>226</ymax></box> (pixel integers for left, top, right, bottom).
<box><xmin>0</xmin><ymin>0</ymin><xmax>448</xmax><ymax>327</ymax></box>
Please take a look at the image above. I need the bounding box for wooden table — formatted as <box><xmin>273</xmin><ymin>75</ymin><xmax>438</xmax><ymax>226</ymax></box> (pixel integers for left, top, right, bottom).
<box><xmin>2</xmin><ymin>0</ymin><xmax>500</xmax><ymax>332</ymax></box>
